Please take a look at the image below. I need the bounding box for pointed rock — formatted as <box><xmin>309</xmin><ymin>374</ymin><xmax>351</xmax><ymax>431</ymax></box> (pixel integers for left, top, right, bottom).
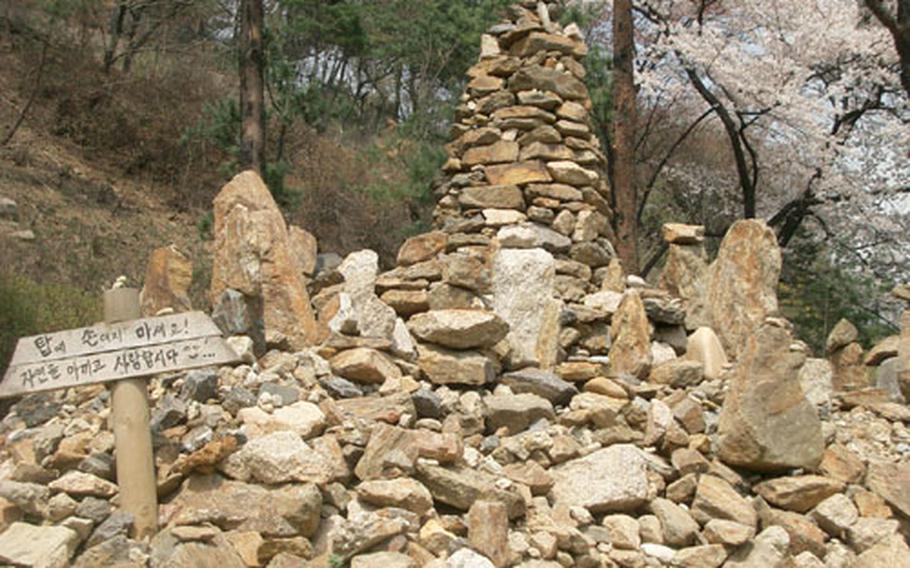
<box><xmin>211</xmin><ymin>171</ymin><xmax>321</xmax><ymax>348</ymax></box>
<box><xmin>707</xmin><ymin>220</ymin><xmax>781</xmax><ymax>358</ymax></box>
<box><xmin>140</xmin><ymin>245</ymin><xmax>192</xmax><ymax>316</ymax></box>
<box><xmin>608</xmin><ymin>291</ymin><xmax>652</xmax><ymax>379</ymax></box>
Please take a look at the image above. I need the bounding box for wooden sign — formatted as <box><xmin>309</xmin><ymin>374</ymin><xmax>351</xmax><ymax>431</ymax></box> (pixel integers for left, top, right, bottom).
<box><xmin>0</xmin><ymin>311</ymin><xmax>239</xmax><ymax>399</ymax></box>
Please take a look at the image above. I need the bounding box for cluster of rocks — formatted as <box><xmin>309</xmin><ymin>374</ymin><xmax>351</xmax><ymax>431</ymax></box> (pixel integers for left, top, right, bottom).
<box><xmin>3</xmin><ymin>164</ymin><xmax>910</xmax><ymax>568</ymax></box>
<box><xmin>2</xmin><ymin>217</ymin><xmax>909</xmax><ymax>567</ymax></box>
<box><xmin>1</xmin><ymin>2</ymin><xmax>909</xmax><ymax>567</ymax></box>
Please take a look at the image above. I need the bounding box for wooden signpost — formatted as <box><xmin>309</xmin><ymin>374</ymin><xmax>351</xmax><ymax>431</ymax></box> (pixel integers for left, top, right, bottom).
<box><xmin>0</xmin><ymin>287</ymin><xmax>240</xmax><ymax>538</ymax></box>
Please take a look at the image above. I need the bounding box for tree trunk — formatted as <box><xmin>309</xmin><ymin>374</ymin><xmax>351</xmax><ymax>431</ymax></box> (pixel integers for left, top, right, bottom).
<box><xmin>103</xmin><ymin>1</ymin><xmax>128</xmax><ymax>74</ymax></box>
<box><xmin>239</xmin><ymin>0</ymin><xmax>266</xmax><ymax>175</ymax></box>
<box><xmin>611</xmin><ymin>0</ymin><xmax>640</xmax><ymax>273</ymax></box>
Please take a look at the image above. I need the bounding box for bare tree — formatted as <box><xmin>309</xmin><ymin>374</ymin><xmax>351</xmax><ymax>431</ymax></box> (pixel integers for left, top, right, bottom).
<box><xmin>103</xmin><ymin>0</ymin><xmax>192</xmax><ymax>74</ymax></box>
<box><xmin>611</xmin><ymin>0</ymin><xmax>640</xmax><ymax>273</ymax></box>
<box><xmin>239</xmin><ymin>0</ymin><xmax>266</xmax><ymax>175</ymax></box>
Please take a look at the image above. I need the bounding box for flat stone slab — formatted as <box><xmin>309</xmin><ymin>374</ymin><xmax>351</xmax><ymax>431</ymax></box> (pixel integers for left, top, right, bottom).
<box><xmin>0</xmin><ymin>522</ymin><xmax>79</xmax><ymax>568</ymax></box>
<box><xmin>550</xmin><ymin>444</ymin><xmax>649</xmax><ymax>513</ymax></box>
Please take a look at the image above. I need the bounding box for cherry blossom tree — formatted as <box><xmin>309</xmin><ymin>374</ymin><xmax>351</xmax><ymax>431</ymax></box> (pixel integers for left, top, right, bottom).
<box><xmin>586</xmin><ymin>0</ymin><xmax>910</xmax><ymax>287</ymax></box>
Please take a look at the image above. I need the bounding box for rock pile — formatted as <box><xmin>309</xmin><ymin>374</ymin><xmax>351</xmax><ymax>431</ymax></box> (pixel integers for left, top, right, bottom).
<box><xmin>423</xmin><ymin>0</ymin><xmax>635</xmax><ymax>365</ymax></box>
<box><xmin>1</xmin><ymin>2</ymin><xmax>910</xmax><ymax>567</ymax></box>
<box><xmin>2</xmin><ymin>262</ymin><xmax>909</xmax><ymax>567</ymax></box>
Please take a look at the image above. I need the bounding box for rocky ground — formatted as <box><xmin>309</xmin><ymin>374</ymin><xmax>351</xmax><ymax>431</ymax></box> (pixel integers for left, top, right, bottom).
<box><xmin>1</xmin><ymin>179</ymin><xmax>908</xmax><ymax>567</ymax></box>
<box><xmin>1</xmin><ymin>1</ymin><xmax>909</xmax><ymax>567</ymax></box>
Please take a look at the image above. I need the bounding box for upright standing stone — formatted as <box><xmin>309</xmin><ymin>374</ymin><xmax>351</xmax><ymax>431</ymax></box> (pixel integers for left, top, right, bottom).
<box><xmin>608</xmin><ymin>291</ymin><xmax>652</xmax><ymax>379</ymax></box>
<box><xmin>288</xmin><ymin>225</ymin><xmax>318</xmax><ymax>276</ymax></box>
<box><xmin>210</xmin><ymin>171</ymin><xmax>321</xmax><ymax>349</ymax></box>
<box><xmin>829</xmin><ymin>342</ymin><xmax>870</xmax><ymax>392</ymax></box>
<box><xmin>716</xmin><ymin>322</ymin><xmax>823</xmax><ymax>471</ymax></box>
<box><xmin>338</xmin><ymin>250</ymin><xmax>398</xmax><ymax>339</ymax></box>
<box><xmin>491</xmin><ymin>248</ymin><xmax>561</xmax><ymax>370</ymax></box>
<box><xmin>140</xmin><ymin>244</ymin><xmax>193</xmax><ymax>317</ymax></box>
<box><xmin>825</xmin><ymin>318</ymin><xmax>870</xmax><ymax>391</ymax></box>
<box><xmin>659</xmin><ymin>240</ymin><xmax>709</xmax><ymax>329</ymax></box>
<box><xmin>707</xmin><ymin>220</ymin><xmax>781</xmax><ymax>358</ymax></box>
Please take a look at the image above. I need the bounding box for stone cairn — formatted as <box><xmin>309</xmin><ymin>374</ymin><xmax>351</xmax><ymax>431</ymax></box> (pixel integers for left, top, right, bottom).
<box><xmin>2</xmin><ymin>3</ymin><xmax>910</xmax><ymax>568</ymax></box>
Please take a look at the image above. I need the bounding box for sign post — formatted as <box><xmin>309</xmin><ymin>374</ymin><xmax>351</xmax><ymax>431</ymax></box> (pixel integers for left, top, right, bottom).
<box><xmin>104</xmin><ymin>287</ymin><xmax>158</xmax><ymax>539</ymax></box>
<box><xmin>0</xmin><ymin>288</ymin><xmax>240</xmax><ymax>540</ymax></box>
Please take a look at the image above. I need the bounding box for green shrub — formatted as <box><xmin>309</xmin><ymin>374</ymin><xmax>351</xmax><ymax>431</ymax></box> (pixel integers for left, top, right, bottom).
<box><xmin>0</xmin><ymin>275</ymin><xmax>101</xmax><ymax>373</ymax></box>
<box><xmin>351</xmin><ymin>132</ymin><xmax>445</xmax><ymax>205</ymax></box>
<box><xmin>196</xmin><ymin>211</ymin><xmax>214</xmax><ymax>241</ymax></box>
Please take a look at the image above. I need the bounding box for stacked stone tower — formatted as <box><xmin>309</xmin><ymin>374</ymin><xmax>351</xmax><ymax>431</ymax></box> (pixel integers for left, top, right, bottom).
<box><xmin>431</xmin><ymin>0</ymin><xmax>616</xmax><ymax>279</ymax></box>
<box><xmin>369</xmin><ymin>1</ymin><xmax>648</xmax><ymax>376</ymax></box>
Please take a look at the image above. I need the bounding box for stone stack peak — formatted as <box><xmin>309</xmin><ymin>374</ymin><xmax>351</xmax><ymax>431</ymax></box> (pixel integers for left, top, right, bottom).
<box><xmin>432</xmin><ymin>1</ymin><xmax>616</xmax><ymax>282</ymax></box>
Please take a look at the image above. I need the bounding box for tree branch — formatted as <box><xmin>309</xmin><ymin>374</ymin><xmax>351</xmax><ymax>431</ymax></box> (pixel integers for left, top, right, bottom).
<box><xmin>685</xmin><ymin>67</ymin><xmax>757</xmax><ymax>218</ymax></box>
<box><xmin>637</xmin><ymin>106</ymin><xmax>714</xmax><ymax>222</ymax></box>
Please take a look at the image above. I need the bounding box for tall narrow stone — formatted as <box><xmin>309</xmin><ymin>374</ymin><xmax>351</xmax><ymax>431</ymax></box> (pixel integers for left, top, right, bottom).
<box><xmin>608</xmin><ymin>291</ymin><xmax>652</xmax><ymax>379</ymax></box>
<box><xmin>659</xmin><ymin>240</ymin><xmax>709</xmax><ymax>329</ymax></box>
<box><xmin>706</xmin><ymin>220</ymin><xmax>781</xmax><ymax>358</ymax></box>
<box><xmin>490</xmin><ymin>248</ymin><xmax>560</xmax><ymax>370</ymax></box>
<box><xmin>140</xmin><ymin>244</ymin><xmax>192</xmax><ymax>317</ymax></box>
<box><xmin>338</xmin><ymin>250</ymin><xmax>398</xmax><ymax>339</ymax></box>
<box><xmin>467</xmin><ymin>501</ymin><xmax>511</xmax><ymax>568</ymax></box>
<box><xmin>210</xmin><ymin>171</ymin><xmax>321</xmax><ymax>349</ymax></box>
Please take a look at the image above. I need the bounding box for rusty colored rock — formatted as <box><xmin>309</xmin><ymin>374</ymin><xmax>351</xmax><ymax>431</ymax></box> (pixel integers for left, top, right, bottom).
<box><xmin>706</xmin><ymin>220</ymin><xmax>781</xmax><ymax>358</ymax></box>
<box><xmin>140</xmin><ymin>245</ymin><xmax>192</xmax><ymax>317</ymax></box>
<box><xmin>210</xmin><ymin>171</ymin><xmax>321</xmax><ymax>349</ymax></box>
<box><xmin>397</xmin><ymin>231</ymin><xmax>447</xmax><ymax>267</ymax></box>
<box><xmin>608</xmin><ymin>291</ymin><xmax>652</xmax><ymax>379</ymax></box>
